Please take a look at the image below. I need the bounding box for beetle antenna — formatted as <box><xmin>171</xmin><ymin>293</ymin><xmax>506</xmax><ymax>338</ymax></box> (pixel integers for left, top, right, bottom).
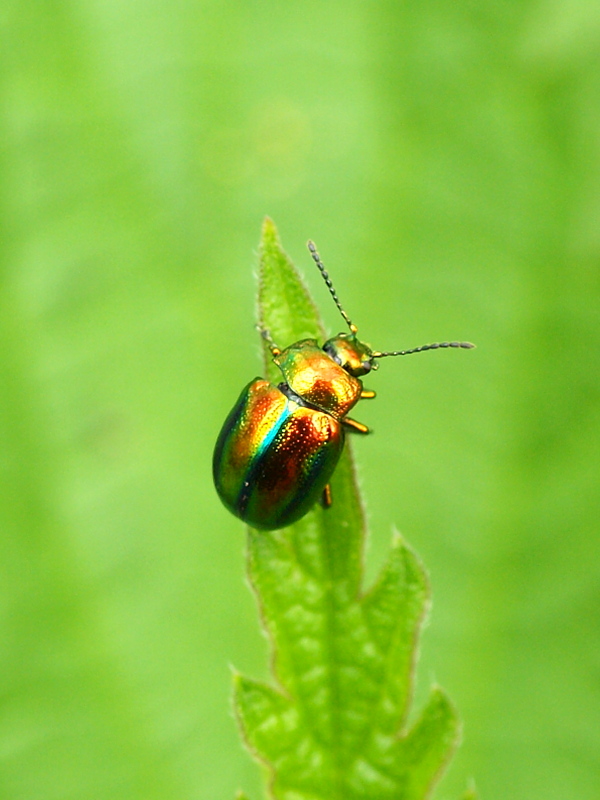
<box><xmin>371</xmin><ymin>341</ymin><xmax>476</xmax><ymax>358</ymax></box>
<box><xmin>307</xmin><ymin>241</ymin><xmax>358</xmax><ymax>334</ymax></box>
<box><xmin>256</xmin><ymin>325</ymin><xmax>282</xmax><ymax>356</ymax></box>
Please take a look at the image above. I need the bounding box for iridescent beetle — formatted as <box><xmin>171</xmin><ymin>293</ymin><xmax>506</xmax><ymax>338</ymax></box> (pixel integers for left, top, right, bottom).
<box><xmin>213</xmin><ymin>241</ymin><xmax>474</xmax><ymax>530</ymax></box>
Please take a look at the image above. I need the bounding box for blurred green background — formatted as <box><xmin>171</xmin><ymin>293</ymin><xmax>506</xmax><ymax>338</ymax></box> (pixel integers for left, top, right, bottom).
<box><xmin>2</xmin><ymin>1</ymin><xmax>599</xmax><ymax>798</ymax></box>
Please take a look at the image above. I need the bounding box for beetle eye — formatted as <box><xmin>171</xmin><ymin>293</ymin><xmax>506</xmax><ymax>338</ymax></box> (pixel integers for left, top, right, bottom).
<box><xmin>362</xmin><ymin>361</ymin><xmax>372</xmax><ymax>373</ymax></box>
<box><xmin>323</xmin><ymin>342</ymin><xmax>342</xmax><ymax>365</ymax></box>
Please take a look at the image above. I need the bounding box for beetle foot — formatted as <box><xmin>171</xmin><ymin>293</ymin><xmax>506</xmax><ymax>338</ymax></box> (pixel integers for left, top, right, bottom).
<box><xmin>343</xmin><ymin>417</ymin><xmax>370</xmax><ymax>434</ymax></box>
<box><xmin>321</xmin><ymin>484</ymin><xmax>332</xmax><ymax>508</ymax></box>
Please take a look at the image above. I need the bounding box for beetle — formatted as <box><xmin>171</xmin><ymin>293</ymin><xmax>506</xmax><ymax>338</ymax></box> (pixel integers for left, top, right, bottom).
<box><xmin>213</xmin><ymin>241</ymin><xmax>474</xmax><ymax>530</ymax></box>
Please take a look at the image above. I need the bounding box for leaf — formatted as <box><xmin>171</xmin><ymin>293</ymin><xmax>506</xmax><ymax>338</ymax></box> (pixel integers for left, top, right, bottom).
<box><xmin>461</xmin><ymin>783</ymin><xmax>479</xmax><ymax>800</ymax></box>
<box><xmin>233</xmin><ymin>219</ymin><xmax>460</xmax><ymax>800</ymax></box>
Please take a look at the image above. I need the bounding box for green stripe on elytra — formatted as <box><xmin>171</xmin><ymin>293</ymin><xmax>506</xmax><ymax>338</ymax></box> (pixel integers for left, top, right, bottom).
<box><xmin>235</xmin><ymin>397</ymin><xmax>292</xmax><ymax>517</ymax></box>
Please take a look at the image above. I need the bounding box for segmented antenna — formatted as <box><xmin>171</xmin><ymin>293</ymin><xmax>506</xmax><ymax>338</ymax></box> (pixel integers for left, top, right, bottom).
<box><xmin>307</xmin><ymin>241</ymin><xmax>357</xmax><ymax>334</ymax></box>
<box><xmin>256</xmin><ymin>325</ymin><xmax>282</xmax><ymax>356</ymax></box>
<box><xmin>371</xmin><ymin>341</ymin><xmax>475</xmax><ymax>358</ymax></box>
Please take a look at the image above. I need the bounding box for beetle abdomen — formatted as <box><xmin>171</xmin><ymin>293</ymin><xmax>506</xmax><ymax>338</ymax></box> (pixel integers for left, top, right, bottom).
<box><xmin>213</xmin><ymin>378</ymin><xmax>344</xmax><ymax>530</ymax></box>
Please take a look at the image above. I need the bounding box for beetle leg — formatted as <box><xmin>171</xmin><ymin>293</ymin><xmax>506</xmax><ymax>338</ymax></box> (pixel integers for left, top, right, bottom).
<box><xmin>360</xmin><ymin>389</ymin><xmax>376</xmax><ymax>399</ymax></box>
<box><xmin>321</xmin><ymin>483</ymin><xmax>332</xmax><ymax>508</ymax></box>
<box><xmin>343</xmin><ymin>417</ymin><xmax>370</xmax><ymax>434</ymax></box>
<box><xmin>257</xmin><ymin>326</ymin><xmax>281</xmax><ymax>356</ymax></box>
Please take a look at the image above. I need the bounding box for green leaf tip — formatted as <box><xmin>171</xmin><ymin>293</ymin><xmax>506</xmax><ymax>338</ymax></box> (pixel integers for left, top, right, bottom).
<box><xmin>461</xmin><ymin>780</ymin><xmax>479</xmax><ymax>800</ymax></box>
<box><xmin>234</xmin><ymin>221</ymin><xmax>462</xmax><ymax>800</ymax></box>
<box><xmin>260</xmin><ymin>215</ymin><xmax>278</xmax><ymax>242</ymax></box>
<box><xmin>257</xmin><ymin>219</ymin><xmax>325</xmax><ymax>384</ymax></box>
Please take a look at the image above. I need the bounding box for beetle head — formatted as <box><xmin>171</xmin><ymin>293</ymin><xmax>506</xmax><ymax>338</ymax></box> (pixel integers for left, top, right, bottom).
<box><xmin>323</xmin><ymin>333</ymin><xmax>376</xmax><ymax>377</ymax></box>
